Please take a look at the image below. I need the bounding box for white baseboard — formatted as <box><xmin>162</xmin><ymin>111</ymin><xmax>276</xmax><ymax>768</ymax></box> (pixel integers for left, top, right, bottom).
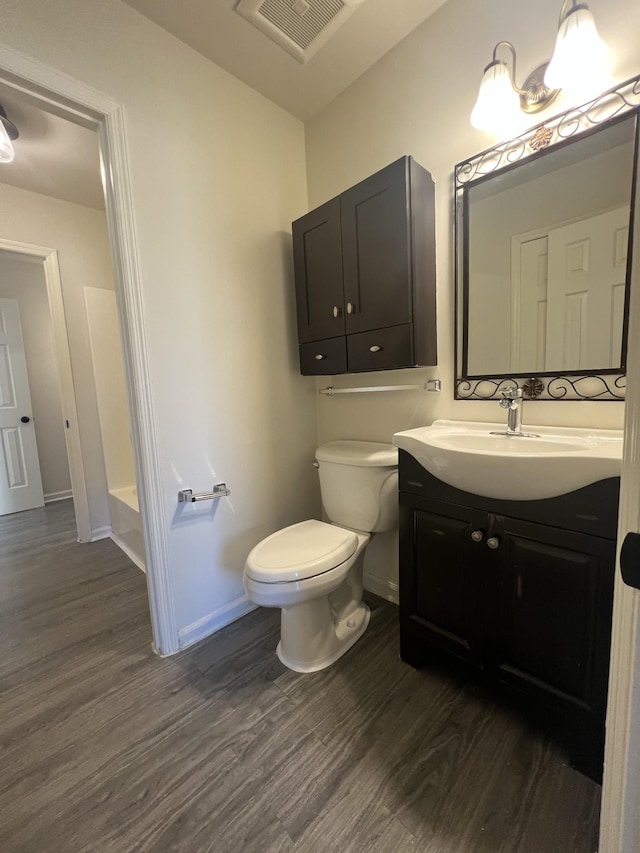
<box><xmin>90</xmin><ymin>525</ymin><xmax>112</xmax><ymax>541</ymax></box>
<box><xmin>44</xmin><ymin>489</ymin><xmax>73</xmax><ymax>504</ymax></box>
<box><xmin>110</xmin><ymin>532</ymin><xmax>146</xmax><ymax>574</ymax></box>
<box><xmin>177</xmin><ymin>594</ymin><xmax>257</xmax><ymax>650</ymax></box>
<box><xmin>364</xmin><ymin>573</ymin><xmax>399</xmax><ymax>605</ymax></box>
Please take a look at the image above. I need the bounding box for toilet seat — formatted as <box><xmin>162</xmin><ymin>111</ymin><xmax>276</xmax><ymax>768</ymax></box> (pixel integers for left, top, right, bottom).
<box><xmin>245</xmin><ymin>519</ymin><xmax>358</xmax><ymax>583</ymax></box>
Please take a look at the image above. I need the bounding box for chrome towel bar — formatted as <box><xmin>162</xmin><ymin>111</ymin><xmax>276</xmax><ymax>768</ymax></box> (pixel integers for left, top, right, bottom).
<box><xmin>178</xmin><ymin>484</ymin><xmax>230</xmax><ymax>503</ymax></box>
<box><xmin>319</xmin><ymin>379</ymin><xmax>441</xmax><ymax>396</ymax></box>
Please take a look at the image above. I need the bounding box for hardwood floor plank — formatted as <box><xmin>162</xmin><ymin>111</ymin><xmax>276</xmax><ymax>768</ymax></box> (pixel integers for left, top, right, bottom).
<box><xmin>0</xmin><ymin>502</ymin><xmax>601</xmax><ymax>852</ymax></box>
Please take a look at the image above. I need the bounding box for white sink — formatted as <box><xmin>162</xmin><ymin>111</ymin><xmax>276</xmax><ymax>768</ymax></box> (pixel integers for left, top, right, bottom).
<box><xmin>393</xmin><ymin>420</ymin><xmax>623</xmax><ymax>501</ymax></box>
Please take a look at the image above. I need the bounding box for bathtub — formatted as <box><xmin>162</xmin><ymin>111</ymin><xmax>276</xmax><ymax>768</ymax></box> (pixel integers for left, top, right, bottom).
<box><xmin>108</xmin><ymin>485</ymin><xmax>146</xmax><ymax>573</ymax></box>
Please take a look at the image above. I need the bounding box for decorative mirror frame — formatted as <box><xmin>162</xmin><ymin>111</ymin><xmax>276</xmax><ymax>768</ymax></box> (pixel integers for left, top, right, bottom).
<box><xmin>455</xmin><ymin>74</ymin><xmax>640</xmax><ymax>401</ymax></box>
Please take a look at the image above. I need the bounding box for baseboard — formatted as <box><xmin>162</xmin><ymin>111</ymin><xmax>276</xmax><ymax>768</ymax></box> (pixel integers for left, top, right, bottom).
<box><xmin>44</xmin><ymin>489</ymin><xmax>73</xmax><ymax>504</ymax></box>
<box><xmin>177</xmin><ymin>594</ymin><xmax>257</xmax><ymax>650</ymax></box>
<box><xmin>364</xmin><ymin>573</ymin><xmax>399</xmax><ymax>605</ymax></box>
<box><xmin>90</xmin><ymin>526</ymin><xmax>112</xmax><ymax>541</ymax></box>
<box><xmin>110</xmin><ymin>532</ymin><xmax>146</xmax><ymax>573</ymax></box>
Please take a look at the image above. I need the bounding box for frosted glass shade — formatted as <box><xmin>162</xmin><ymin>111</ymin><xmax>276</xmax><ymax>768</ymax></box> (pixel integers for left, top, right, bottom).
<box><xmin>470</xmin><ymin>61</ymin><xmax>521</xmax><ymax>134</ymax></box>
<box><xmin>545</xmin><ymin>6</ymin><xmax>611</xmax><ymax>92</ymax></box>
<box><xmin>0</xmin><ymin>120</ymin><xmax>14</xmax><ymax>163</ymax></box>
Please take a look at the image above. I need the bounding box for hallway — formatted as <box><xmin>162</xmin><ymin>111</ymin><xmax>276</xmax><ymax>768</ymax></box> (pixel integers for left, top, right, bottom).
<box><xmin>0</xmin><ymin>503</ymin><xmax>601</xmax><ymax>852</ymax></box>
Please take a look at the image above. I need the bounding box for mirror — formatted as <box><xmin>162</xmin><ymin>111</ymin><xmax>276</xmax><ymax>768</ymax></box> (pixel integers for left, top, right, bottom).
<box><xmin>455</xmin><ymin>77</ymin><xmax>640</xmax><ymax>400</ymax></box>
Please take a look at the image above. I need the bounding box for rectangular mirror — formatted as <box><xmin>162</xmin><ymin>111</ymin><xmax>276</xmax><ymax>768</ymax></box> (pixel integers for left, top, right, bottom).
<box><xmin>455</xmin><ymin>77</ymin><xmax>640</xmax><ymax>400</ymax></box>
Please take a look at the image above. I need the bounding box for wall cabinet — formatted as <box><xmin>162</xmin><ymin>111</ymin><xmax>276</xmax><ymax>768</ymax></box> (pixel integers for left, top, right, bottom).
<box><xmin>292</xmin><ymin>156</ymin><xmax>436</xmax><ymax>375</ymax></box>
<box><xmin>398</xmin><ymin>450</ymin><xmax>618</xmax><ymax>779</ymax></box>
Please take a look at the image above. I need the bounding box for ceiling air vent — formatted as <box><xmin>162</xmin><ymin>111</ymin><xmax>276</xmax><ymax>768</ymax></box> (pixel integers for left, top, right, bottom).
<box><xmin>235</xmin><ymin>0</ymin><xmax>366</xmax><ymax>64</ymax></box>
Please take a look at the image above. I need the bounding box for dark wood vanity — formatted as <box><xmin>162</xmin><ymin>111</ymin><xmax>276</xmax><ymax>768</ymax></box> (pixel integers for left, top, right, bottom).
<box><xmin>398</xmin><ymin>449</ymin><xmax>618</xmax><ymax>780</ymax></box>
<box><xmin>292</xmin><ymin>156</ymin><xmax>437</xmax><ymax>375</ymax></box>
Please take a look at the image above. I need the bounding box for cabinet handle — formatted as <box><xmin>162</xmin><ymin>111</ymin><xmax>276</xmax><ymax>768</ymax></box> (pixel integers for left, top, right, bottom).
<box><xmin>314</xmin><ymin>354</ymin><xmax>326</xmax><ymax>360</ymax></box>
<box><xmin>487</xmin><ymin>536</ymin><xmax>501</xmax><ymax>550</ymax></box>
<box><xmin>369</xmin><ymin>345</ymin><xmax>382</xmax><ymax>353</ymax></box>
<box><xmin>332</xmin><ymin>305</ymin><xmax>341</xmax><ymax>318</ymax></box>
<box><xmin>471</xmin><ymin>529</ymin><xmax>485</xmax><ymax>542</ymax></box>
<box><xmin>346</xmin><ymin>302</ymin><xmax>355</xmax><ymax>314</ymax></box>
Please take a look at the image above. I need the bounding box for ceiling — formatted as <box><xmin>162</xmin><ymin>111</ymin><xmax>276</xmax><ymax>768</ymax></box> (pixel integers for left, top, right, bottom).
<box><xmin>121</xmin><ymin>0</ymin><xmax>449</xmax><ymax>120</ymax></box>
<box><xmin>0</xmin><ymin>84</ymin><xmax>104</xmax><ymax>211</ymax></box>
<box><xmin>0</xmin><ymin>0</ymin><xmax>448</xmax><ymax>209</ymax></box>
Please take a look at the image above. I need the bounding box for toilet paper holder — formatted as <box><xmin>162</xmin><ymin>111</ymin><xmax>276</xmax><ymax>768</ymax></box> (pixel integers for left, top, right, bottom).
<box><xmin>178</xmin><ymin>483</ymin><xmax>230</xmax><ymax>503</ymax></box>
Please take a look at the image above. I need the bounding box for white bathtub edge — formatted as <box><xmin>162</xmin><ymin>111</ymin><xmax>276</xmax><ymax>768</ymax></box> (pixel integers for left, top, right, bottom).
<box><xmin>110</xmin><ymin>532</ymin><xmax>146</xmax><ymax>574</ymax></box>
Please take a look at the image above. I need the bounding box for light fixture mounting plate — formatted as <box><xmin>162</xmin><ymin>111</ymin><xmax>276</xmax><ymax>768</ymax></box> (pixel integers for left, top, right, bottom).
<box><xmin>519</xmin><ymin>62</ymin><xmax>560</xmax><ymax>114</ymax></box>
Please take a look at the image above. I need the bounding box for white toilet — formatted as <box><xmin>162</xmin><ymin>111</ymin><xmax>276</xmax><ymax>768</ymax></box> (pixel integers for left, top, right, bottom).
<box><xmin>243</xmin><ymin>440</ymin><xmax>398</xmax><ymax>673</ymax></box>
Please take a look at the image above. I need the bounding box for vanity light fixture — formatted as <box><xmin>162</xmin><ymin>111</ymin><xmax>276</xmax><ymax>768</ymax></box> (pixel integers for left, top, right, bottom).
<box><xmin>0</xmin><ymin>105</ymin><xmax>18</xmax><ymax>163</ymax></box>
<box><xmin>471</xmin><ymin>0</ymin><xmax>611</xmax><ymax>134</ymax></box>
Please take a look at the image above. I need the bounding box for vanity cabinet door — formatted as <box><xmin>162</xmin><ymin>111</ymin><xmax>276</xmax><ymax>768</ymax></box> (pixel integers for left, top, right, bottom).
<box><xmin>496</xmin><ymin>516</ymin><xmax>615</xmax><ymax>720</ymax></box>
<box><xmin>292</xmin><ymin>198</ymin><xmax>345</xmax><ymax>344</ymax></box>
<box><xmin>399</xmin><ymin>498</ymin><xmax>491</xmax><ymax>667</ymax></box>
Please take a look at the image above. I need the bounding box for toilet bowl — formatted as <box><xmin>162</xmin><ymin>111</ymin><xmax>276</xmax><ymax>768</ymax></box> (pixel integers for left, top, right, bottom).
<box><xmin>243</xmin><ymin>441</ymin><xmax>398</xmax><ymax>673</ymax></box>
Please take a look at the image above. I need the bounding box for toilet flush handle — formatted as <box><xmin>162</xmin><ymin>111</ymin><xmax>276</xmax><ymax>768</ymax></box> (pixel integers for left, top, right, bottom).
<box><xmin>312</xmin><ymin>461</ymin><xmax>319</xmax><ymax>468</ymax></box>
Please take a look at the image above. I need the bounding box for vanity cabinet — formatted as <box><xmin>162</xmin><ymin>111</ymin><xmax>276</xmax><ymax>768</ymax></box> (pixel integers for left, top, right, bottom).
<box><xmin>292</xmin><ymin>156</ymin><xmax>436</xmax><ymax>375</ymax></box>
<box><xmin>398</xmin><ymin>450</ymin><xmax>618</xmax><ymax>778</ymax></box>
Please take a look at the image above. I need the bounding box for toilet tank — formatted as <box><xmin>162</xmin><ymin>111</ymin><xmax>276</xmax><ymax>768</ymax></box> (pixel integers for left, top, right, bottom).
<box><xmin>316</xmin><ymin>440</ymin><xmax>398</xmax><ymax>533</ymax></box>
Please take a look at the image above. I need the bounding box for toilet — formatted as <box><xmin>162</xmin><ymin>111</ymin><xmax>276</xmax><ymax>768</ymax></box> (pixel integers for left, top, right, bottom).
<box><xmin>243</xmin><ymin>440</ymin><xmax>398</xmax><ymax>673</ymax></box>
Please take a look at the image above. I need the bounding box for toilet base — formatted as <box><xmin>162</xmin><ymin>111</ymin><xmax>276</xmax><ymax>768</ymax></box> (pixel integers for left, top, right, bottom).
<box><xmin>276</xmin><ymin>600</ymin><xmax>370</xmax><ymax>673</ymax></box>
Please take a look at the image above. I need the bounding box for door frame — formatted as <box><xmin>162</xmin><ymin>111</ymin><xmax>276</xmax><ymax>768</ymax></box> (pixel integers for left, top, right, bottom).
<box><xmin>598</xmin><ymin>132</ymin><xmax>640</xmax><ymax>852</ymax></box>
<box><xmin>0</xmin><ymin>42</ymin><xmax>178</xmax><ymax>656</ymax></box>
<box><xmin>0</xmin><ymin>240</ymin><xmax>90</xmax><ymax>539</ymax></box>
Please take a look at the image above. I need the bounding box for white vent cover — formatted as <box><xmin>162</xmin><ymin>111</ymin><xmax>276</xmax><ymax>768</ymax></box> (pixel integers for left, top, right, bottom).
<box><xmin>235</xmin><ymin>0</ymin><xmax>366</xmax><ymax>64</ymax></box>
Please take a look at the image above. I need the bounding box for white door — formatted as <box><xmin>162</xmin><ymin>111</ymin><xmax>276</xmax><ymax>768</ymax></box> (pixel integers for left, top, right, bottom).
<box><xmin>545</xmin><ymin>207</ymin><xmax>629</xmax><ymax>371</ymax></box>
<box><xmin>0</xmin><ymin>297</ymin><xmax>44</xmax><ymax>514</ymax></box>
<box><xmin>514</xmin><ymin>235</ymin><xmax>549</xmax><ymax>372</ymax></box>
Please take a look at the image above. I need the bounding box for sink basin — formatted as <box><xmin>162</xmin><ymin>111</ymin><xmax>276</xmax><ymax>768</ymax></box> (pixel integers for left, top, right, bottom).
<box><xmin>393</xmin><ymin>420</ymin><xmax>623</xmax><ymax>501</ymax></box>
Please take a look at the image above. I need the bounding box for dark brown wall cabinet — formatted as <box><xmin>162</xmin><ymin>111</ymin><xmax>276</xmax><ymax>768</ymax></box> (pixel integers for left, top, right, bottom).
<box><xmin>292</xmin><ymin>156</ymin><xmax>436</xmax><ymax>375</ymax></box>
<box><xmin>398</xmin><ymin>451</ymin><xmax>618</xmax><ymax>781</ymax></box>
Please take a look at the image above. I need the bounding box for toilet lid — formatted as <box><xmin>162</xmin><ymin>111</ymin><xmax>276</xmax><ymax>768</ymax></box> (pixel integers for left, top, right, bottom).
<box><xmin>245</xmin><ymin>520</ymin><xmax>358</xmax><ymax>583</ymax></box>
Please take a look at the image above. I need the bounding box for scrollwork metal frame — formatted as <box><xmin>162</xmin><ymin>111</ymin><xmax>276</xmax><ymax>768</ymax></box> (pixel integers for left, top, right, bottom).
<box><xmin>455</xmin><ymin>74</ymin><xmax>640</xmax><ymax>401</ymax></box>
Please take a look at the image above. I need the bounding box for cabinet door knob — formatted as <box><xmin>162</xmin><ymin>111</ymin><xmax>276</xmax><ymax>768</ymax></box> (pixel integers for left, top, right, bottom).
<box><xmin>314</xmin><ymin>354</ymin><xmax>326</xmax><ymax>360</ymax></box>
<box><xmin>487</xmin><ymin>536</ymin><xmax>501</xmax><ymax>550</ymax></box>
<box><xmin>332</xmin><ymin>305</ymin><xmax>341</xmax><ymax>318</ymax></box>
<box><xmin>471</xmin><ymin>529</ymin><xmax>485</xmax><ymax>542</ymax></box>
<box><xmin>369</xmin><ymin>345</ymin><xmax>382</xmax><ymax>353</ymax></box>
<box><xmin>346</xmin><ymin>302</ymin><xmax>355</xmax><ymax>314</ymax></box>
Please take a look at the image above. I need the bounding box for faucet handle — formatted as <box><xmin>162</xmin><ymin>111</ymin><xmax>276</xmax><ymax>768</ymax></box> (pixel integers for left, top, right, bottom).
<box><xmin>501</xmin><ymin>387</ymin><xmax>523</xmax><ymax>400</ymax></box>
<box><xmin>499</xmin><ymin>397</ymin><xmax>512</xmax><ymax>409</ymax></box>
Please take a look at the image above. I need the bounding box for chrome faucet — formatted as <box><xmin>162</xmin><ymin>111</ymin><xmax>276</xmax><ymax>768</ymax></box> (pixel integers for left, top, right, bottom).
<box><xmin>492</xmin><ymin>388</ymin><xmax>539</xmax><ymax>437</ymax></box>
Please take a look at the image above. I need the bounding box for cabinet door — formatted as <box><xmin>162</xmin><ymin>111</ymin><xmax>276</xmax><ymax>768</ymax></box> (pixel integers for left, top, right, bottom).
<box><xmin>292</xmin><ymin>198</ymin><xmax>345</xmax><ymax>343</ymax></box>
<box><xmin>496</xmin><ymin>516</ymin><xmax>615</xmax><ymax>717</ymax></box>
<box><xmin>341</xmin><ymin>158</ymin><xmax>412</xmax><ymax>335</ymax></box>
<box><xmin>399</xmin><ymin>498</ymin><xmax>491</xmax><ymax>665</ymax></box>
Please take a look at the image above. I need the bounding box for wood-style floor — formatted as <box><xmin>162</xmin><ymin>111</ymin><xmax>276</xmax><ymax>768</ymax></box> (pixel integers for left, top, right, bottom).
<box><xmin>0</xmin><ymin>501</ymin><xmax>601</xmax><ymax>852</ymax></box>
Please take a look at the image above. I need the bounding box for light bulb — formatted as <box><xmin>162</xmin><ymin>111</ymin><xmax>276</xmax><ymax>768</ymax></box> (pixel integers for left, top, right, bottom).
<box><xmin>0</xmin><ymin>120</ymin><xmax>15</xmax><ymax>163</ymax></box>
<box><xmin>471</xmin><ymin>61</ymin><xmax>522</xmax><ymax>136</ymax></box>
<box><xmin>545</xmin><ymin>5</ymin><xmax>611</xmax><ymax>96</ymax></box>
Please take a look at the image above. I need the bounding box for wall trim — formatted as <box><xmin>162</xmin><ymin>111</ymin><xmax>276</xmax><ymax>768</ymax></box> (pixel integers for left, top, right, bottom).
<box><xmin>110</xmin><ymin>532</ymin><xmax>146</xmax><ymax>574</ymax></box>
<box><xmin>44</xmin><ymin>489</ymin><xmax>73</xmax><ymax>504</ymax></box>
<box><xmin>364</xmin><ymin>573</ymin><xmax>399</xmax><ymax>605</ymax></box>
<box><xmin>90</xmin><ymin>525</ymin><xmax>112</xmax><ymax>541</ymax></box>
<box><xmin>177</xmin><ymin>594</ymin><xmax>257</xmax><ymax>651</ymax></box>
<box><xmin>0</xmin><ymin>41</ymin><xmax>179</xmax><ymax>655</ymax></box>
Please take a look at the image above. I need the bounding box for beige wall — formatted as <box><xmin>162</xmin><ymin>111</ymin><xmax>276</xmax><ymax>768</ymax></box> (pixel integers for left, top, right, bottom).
<box><xmin>0</xmin><ymin>253</ymin><xmax>71</xmax><ymax>500</ymax></box>
<box><xmin>0</xmin><ymin>185</ymin><xmax>115</xmax><ymax>530</ymax></box>
<box><xmin>306</xmin><ymin>0</ymin><xmax>640</xmax><ymax>445</ymax></box>
<box><xmin>0</xmin><ymin>0</ymin><xmax>318</xmax><ymax>643</ymax></box>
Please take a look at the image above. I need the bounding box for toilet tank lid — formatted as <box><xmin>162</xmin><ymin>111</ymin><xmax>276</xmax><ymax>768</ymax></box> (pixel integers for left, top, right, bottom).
<box><xmin>316</xmin><ymin>440</ymin><xmax>398</xmax><ymax>467</ymax></box>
